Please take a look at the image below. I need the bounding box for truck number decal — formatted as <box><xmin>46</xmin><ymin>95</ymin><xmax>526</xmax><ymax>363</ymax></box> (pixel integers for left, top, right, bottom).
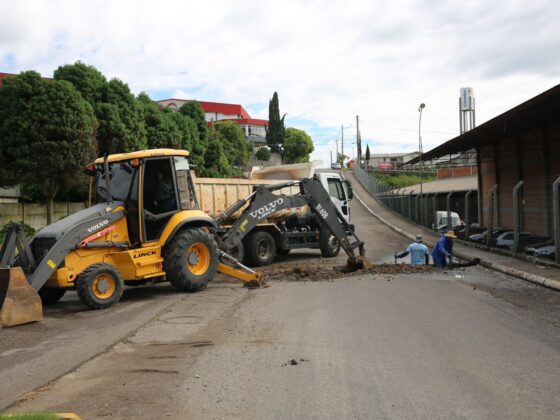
<box><xmin>315</xmin><ymin>203</ymin><xmax>328</xmax><ymax>219</ymax></box>
<box><xmin>87</xmin><ymin>219</ymin><xmax>109</xmax><ymax>233</ymax></box>
<box><xmin>250</xmin><ymin>198</ymin><xmax>284</xmax><ymax>220</ymax></box>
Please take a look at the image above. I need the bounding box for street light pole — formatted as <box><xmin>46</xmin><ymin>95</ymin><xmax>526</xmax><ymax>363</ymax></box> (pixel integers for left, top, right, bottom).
<box><xmin>418</xmin><ymin>103</ymin><xmax>426</xmax><ymax>223</ymax></box>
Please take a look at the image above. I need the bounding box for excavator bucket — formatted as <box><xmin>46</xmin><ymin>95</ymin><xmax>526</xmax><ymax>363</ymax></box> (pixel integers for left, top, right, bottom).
<box><xmin>346</xmin><ymin>256</ymin><xmax>373</xmax><ymax>271</ymax></box>
<box><xmin>0</xmin><ymin>267</ymin><xmax>42</xmax><ymax>328</ymax></box>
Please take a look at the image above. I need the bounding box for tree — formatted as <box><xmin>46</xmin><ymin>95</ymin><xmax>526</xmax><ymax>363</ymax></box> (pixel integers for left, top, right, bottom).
<box><xmin>55</xmin><ymin>62</ymin><xmax>147</xmax><ymax>155</ymax></box>
<box><xmin>199</xmin><ymin>128</ymin><xmax>231</xmax><ymax>177</ymax></box>
<box><xmin>365</xmin><ymin>144</ymin><xmax>370</xmax><ymax>168</ymax></box>
<box><xmin>178</xmin><ymin>101</ymin><xmax>209</xmax><ymax>169</ymax></box>
<box><xmin>265</xmin><ymin>92</ymin><xmax>285</xmax><ymax>152</ymax></box>
<box><xmin>213</xmin><ymin>121</ymin><xmax>251</xmax><ymax>174</ymax></box>
<box><xmin>337</xmin><ymin>153</ymin><xmax>349</xmax><ymax>166</ymax></box>
<box><xmin>137</xmin><ymin>93</ymin><xmax>181</xmax><ymax>149</ymax></box>
<box><xmin>283</xmin><ymin>128</ymin><xmax>314</xmax><ymax>164</ymax></box>
<box><xmin>0</xmin><ymin>71</ymin><xmax>96</xmax><ymax>223</ymax></box>
<box><xmin>255</xmin><ymin>146</ymin><xmax>271</xmax><ymax>164</ymax></box>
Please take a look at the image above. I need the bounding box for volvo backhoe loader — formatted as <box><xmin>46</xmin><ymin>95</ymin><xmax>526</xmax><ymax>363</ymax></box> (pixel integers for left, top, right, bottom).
<box><xmin>0</xmin><ymin>149</ymin><xmax>369</xmax><ymax>328</ymax></box>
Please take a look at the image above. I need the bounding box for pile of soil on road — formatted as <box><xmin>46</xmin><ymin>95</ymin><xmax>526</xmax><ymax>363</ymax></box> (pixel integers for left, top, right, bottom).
<box><xmin>259</xmin><ymin>260</ymin><xmax>435</xmax><ymax>282</ymax></box>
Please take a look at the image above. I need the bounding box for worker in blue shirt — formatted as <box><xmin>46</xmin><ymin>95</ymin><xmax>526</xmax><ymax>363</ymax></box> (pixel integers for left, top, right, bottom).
<box><xmin>395</xmin><ymin>235</ymin><xmax>430</xmax><ymax>266</ymax></box>
<box><xmin>432</xmin><ymin>230</ymin><xmax>456</xmax><ymax>267</ymax></box>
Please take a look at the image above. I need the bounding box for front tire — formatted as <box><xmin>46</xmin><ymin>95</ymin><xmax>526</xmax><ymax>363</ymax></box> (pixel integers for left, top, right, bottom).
<box><xmin>319</xmin><ymin>224</ymin><xmax>341</xmax><ymax>258</ymax></box>
<box><xmin>76</xmin><ymin>263</ymin><xmax>124</xmax><ymax>309</ymax></box>
<box><xmin>245</xmin><ymin>231</ymin><xmax>276</xmax><ymax>266</ymax></box>
<box><xmin>164</xmin><ymin>229</ymin><xmax>218</xmax><ymax>292</ymax></box>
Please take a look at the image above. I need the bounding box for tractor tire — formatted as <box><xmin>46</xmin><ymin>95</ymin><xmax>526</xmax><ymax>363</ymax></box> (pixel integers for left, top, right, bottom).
<box><xmin>164</xmin><ymin>229</ymin><xmax>218</xmax><ymax>292</ymax></box>
<box><xmin>76</xmin><ymin>263</ymin><xmax>124</xmax><ymax>310</ymax></box>
<box><xmin>319</xmin><ymin>224</ymin><xmax>341</xmax><ymax>258</ymax></box>
<box><xmin>245</xmin><ymin>231</ymin><xmax>276</xmax><ymax>266</ymax></box>
<box><xmin>38</xmin><ymin>287</ymin><xmax>66</xmax><ymax>306</ymax></box>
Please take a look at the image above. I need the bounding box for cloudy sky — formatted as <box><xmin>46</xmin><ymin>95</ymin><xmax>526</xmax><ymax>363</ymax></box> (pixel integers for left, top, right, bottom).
<box><xmin>1</xmin><ymin>0</ymin><xmax>559</xmax><ymax>166</ymax></box>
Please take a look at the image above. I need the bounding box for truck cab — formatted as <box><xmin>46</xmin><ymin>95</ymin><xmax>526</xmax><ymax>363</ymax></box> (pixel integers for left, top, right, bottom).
<box><xmin>314</xmin><ymin>172</ymin><xmax>353</xmax><ymax>222</ymax></box>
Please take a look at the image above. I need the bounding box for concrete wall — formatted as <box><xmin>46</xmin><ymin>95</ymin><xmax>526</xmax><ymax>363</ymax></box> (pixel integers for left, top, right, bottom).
<box><xmin>0</xmin><ymin>202</ymin><xmax>86</xmax><ymax>231</ymax></box>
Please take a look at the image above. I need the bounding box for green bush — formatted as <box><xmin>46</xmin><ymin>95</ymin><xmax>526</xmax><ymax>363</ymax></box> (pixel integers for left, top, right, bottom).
<box><xmin>371</xmin><ymin>172</ymin><xmax>436</xmax><ymax>188</ymax></box>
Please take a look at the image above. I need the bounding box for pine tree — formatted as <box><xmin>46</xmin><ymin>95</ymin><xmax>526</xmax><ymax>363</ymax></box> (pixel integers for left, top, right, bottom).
<box><xmin>265</xmin><ymin>92</ymin><xmax>285</xmax><ymax>152</ymax></box>
<box><xmin>365</xmin><ymin>145</ymin><xmax>371</xmax><ymax>168</ymax></box>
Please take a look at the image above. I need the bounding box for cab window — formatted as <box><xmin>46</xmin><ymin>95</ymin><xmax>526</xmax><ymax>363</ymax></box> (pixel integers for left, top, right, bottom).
<box><xmin>327</xmin><ymin>178</ymin><xmax>346</xmax><ymax>201</ymax></box>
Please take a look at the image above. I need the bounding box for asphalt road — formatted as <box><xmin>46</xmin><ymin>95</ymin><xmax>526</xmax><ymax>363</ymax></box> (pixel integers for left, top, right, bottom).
<box><xmin>4</xmin><ymin>174</ymin><xmax>560</xmax><ymax>418</ymax></box>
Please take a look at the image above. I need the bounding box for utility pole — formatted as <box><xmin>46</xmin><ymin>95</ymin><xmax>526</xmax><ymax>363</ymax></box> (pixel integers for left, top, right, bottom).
<box><xmin>341</xmin><ymin>124</ymin><xmax>344</xmax><ymax>161</ymax></box>
<box><xmin>356</xmin><ymin>115</ymin><xmax>361</xmax><ymax>167</ymax></box>
<box><xmin>330</xmin><ymin>150</ymin><xmax>333</xmax><ymax>165</ymax></box>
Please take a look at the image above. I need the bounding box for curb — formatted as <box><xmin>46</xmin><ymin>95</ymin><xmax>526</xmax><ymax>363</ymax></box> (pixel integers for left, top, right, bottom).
<box><xmin>353</xmin><ymin>191</ymin><xmax>560</xmax><ymax>292</ymax></box>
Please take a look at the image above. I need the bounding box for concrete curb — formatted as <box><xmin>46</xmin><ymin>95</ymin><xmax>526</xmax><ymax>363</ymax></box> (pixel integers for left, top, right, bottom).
<box><xmin>353</xmin><ymin>191</ymin><xmax>560</xmax><ymax>292</ymax></box>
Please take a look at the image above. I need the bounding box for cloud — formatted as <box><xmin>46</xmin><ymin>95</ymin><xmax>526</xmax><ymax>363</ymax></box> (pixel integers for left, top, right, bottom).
<box><xmin>1</xmin><ymin>0</ymin><xmax>559</xmax><ymax>168</ymax></box>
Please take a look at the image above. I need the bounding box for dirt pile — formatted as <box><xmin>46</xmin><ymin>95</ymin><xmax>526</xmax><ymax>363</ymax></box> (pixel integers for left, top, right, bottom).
<box><xmin>259</xmin><ymin>260</ymin><xmax>435</xmax><ymax>282</ymax></box>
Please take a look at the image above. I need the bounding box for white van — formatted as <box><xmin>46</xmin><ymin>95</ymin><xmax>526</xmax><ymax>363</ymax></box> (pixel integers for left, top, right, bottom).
<box><xmin>434</xmin><ymin>211</ymin><xmax>461</xmax><ymax>231</ymax></box>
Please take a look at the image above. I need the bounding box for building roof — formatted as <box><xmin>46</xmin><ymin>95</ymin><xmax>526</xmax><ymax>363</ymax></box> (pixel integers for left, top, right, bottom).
<box><xmin>392</xmin><ymin>176</ymin><xmax>477</xmax><ymax>194</ymax></box>
<box><xmin>369</xmin><ymin>152</ymin><xmax>419</xmax><ymax>158</ymax></box>
<box><xmin>158</xmin><ymin>98</ymin><xmax>251</xmax><ymax>119</ymax></box>
<box><xmin>408</xmin><ymin>83</ymin><xmax>560</xmax><ymax>164</ymax></box>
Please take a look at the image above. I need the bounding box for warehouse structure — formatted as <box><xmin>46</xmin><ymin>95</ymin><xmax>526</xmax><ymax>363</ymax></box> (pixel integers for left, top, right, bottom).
<box><xmin>408</xmin><ymin>84</ymin><xmax>560</xmax><ymax>257</ymax></box>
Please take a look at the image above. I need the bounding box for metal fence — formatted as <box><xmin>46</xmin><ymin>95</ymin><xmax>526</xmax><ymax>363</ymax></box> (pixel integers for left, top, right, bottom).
<box><xmin>354</xmin><ymin>165</ymin><xmax>478</xmax><ymax>231</ymax></box>
<box><xmin>354</xmin><ymin>165</ymin><xmax>560</xmax><ymax>264</ymax></box>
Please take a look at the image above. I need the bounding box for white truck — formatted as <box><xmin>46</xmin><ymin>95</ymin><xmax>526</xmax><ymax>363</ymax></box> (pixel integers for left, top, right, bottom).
<box><xmin>190</xmin><ymin>172</ymin><xmax>353</xmax><ymax>266</ymax></box>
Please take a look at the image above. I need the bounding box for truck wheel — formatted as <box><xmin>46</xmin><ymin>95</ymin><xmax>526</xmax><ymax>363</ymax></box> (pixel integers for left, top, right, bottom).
<box><xmin>320</xmin><ymin>225</ymin><xmax>341</xmax><ymax>258</ymax></box>
<box><xmin>38</xmin><ymin>287</ymin><xmax>66</xmax><ymax>306</ymax></box>
<box><xmin>76</xmin><ymin>263</ymin><xmax>124</xmax><ymax>309</ymax></box>
<box><xmin>164</xmin><ymin>229</ymin><xmax>218</xmax><ymax>292</ymax></box>
<box><xmin>245</xmin><ymin>231</ymin><xmax>276</xmax><ymax>266</ymax></box>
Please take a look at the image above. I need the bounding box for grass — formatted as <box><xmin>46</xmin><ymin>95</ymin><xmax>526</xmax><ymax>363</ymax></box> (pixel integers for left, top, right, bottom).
<box><xmin>371</xmin><ymin>172</ymin><xmax>436</xmax><ymax>188</ymax></box>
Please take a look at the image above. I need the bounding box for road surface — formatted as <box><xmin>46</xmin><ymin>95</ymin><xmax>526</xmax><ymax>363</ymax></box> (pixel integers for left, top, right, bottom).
<box><xmin>3</xmin><ymin>174</ymin><xmax>560</xmax><ymax>419</ymax></box>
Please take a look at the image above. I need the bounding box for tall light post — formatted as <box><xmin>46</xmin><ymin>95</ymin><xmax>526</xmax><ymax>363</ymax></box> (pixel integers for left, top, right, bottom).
<box><xmin>418</xmin><ymin>103</ymin><xmax>425</xmax><ymax>223</ymax></box>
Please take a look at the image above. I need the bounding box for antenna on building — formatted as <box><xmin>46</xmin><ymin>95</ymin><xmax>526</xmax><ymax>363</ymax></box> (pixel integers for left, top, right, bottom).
<box><xmin>459</xmin><ymin>87</ymin><xmax>476</xmax><ymax>134</ymax></box>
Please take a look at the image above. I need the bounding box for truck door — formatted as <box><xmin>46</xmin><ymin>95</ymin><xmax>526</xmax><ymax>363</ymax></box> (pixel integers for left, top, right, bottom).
<box><xmin>325</xmin><ymin>177</ymin><xmax>350</xmax><ymax>222</ymax></box>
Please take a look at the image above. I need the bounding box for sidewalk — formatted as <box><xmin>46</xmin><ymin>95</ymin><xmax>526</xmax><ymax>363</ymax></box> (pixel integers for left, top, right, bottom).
<box><xmin>346</xmin><ymin>171</ymin><xmax>560</xmax><ymax>291</ymax></box>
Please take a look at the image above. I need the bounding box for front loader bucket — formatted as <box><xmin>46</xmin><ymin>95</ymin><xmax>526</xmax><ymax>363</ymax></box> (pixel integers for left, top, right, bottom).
<box><xmin>0</xmin><ymin>267</ymin><xmax>42</xmax><ymax>328</ymax></box>
<box><xmin>346</xmin><ymin>256</ymin><xmax>373</xmax><ymax>271</ymax></box>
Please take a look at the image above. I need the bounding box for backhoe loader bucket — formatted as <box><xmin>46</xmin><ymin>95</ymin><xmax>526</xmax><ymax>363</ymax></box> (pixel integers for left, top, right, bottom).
<box><xmin>0</xmin><ymin>267</ymin><xmax>42</xmax><ymax>328</ymax></box>
<box><xmin>346</xmin><ymin>256</ymin><xmax>373</xmax><ymax>271</ymax></box>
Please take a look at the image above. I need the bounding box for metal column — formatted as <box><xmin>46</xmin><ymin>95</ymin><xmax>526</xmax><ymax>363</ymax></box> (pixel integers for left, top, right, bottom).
<box><xmin>553</xmin><ymin>177</ymin><xmax>560</xmax><ymax>264</ymax></box>
<box><xmin>464</xmin><ymin>190</ymin><xmax>473</xmax><ymax>241</ymax></box>
<box><xmin>513</xmin><ymin>181</ymin><xmax>524</xmax><ymax>255</ymax></box>
<box><xmin>487</xmin><ymin>184</ymin><xmax>498</xmax><ymax>247</ymax></box>
<box><xmin>446</xmin><ymin>191</ymin><xmax>453</xmax><ymax>232</ymax></box>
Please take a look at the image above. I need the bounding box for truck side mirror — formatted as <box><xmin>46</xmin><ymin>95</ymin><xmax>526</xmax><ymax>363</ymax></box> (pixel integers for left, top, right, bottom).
<box><xmin>344</xmin><ymin>180</ymin><xmax>354</xmax><ymax>200</ymax></box>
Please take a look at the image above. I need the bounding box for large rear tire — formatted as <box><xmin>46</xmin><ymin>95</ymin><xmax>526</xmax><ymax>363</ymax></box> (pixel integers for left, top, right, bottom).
<box><xmin>245</xmin><ymin>231</ymin><xmax>276</xmax><ymax>266</ymax></box>
<box><xmin>76</xmin><ymin>263</ymin><xmax>124</xmax><ymax>309</ymax></box>
<box><xmin>164</xmin><ymin>229</ymin><xmax>218</xmax><ymax>292</ymax></box>
<box><xmin>38</xmin><ymin>287</ymin><xmax>66</xmax><ymax>306</ymax></box>
<box><xmin>319</xmin><ymin>224</ymin><xmax>341</xmax><ymax>258</ymax></box>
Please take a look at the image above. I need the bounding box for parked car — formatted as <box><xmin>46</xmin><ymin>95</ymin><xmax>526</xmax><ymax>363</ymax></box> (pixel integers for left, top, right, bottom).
<box><xmin>534</xmin><ymin>245</ymin><xmax>556</xmax><ymax>259</ymax></box>
<box><xmin>457</xmin><ymin>225</ymin><xmax>485</xmax><ymax>240</ymax></box>
<box><xmin>330</xmin><ymin>162</ymin><xmax>342</xmax><ymax>170</ymax></box>
<box><xmin>433</xmin><ymin>211</ymin><xmax>461</xmax><ymax>233</ymax></box>
<box><xmin>494</xmin><ymin>231</ymin><xmax>535</xmax><ymax>250</ymax></box>
<box><xmin>525</xmin><ymin>239</ymin><xmax>554</xmax><ymax>255</ymax></box>
<box><xmin>517</xmin><ymin>235</ymin><xmax>550</xmax><ymax>251</ymax></box>
<box><xmin>469</xmin><ymin>227</ymin><xmax>511</xmax><ymax>244</ymax></box>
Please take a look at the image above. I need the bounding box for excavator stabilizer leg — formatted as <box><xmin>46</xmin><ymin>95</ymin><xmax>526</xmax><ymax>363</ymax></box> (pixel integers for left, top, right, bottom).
<box><xmin>0</xmin><ymin>267</ymin><xmax>42</xmax><ymax>328</ymax></box>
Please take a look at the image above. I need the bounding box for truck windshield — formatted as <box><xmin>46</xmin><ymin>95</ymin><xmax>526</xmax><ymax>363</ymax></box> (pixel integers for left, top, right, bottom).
<box><xmin>327</xmin><ymin>178</ymin><xmax>346</xmax><ymax>201</ymax></box>
<box><xmin>95</xmin><ymin>162</ymin><xmax>138</xmax><ymax>204</ymax></box>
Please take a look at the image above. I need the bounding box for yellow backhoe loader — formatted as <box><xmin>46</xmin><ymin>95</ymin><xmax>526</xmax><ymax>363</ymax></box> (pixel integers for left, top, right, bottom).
<box><xmin>0</xmin><ymin>149</ymin><xmax>368</xmax><ymax>328</ymax></box>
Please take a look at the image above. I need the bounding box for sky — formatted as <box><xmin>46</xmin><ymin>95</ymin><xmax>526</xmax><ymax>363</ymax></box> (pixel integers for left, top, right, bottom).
<box><xmin>1</xmin><ymin>0</ymin><xmax>559</xmax><ymax>167</ymax></box>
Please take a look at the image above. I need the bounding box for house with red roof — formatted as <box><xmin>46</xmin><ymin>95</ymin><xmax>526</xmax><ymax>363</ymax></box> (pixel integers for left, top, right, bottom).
<box><xmin>157</xmin><ymin>98</ymin><xmax>268</xmax><ymax>143</ymax></box>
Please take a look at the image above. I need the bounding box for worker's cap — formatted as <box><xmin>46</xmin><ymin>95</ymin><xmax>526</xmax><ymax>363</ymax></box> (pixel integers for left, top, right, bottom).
<box><xmin>445</xmin><ymin>230</ymin><xmax>457</xmax><ymax>239</ymax></box>
<box><xmin>415</xmin><ymin>235</ymin><xmax>423</xmax><ymax>242</ymax></box>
